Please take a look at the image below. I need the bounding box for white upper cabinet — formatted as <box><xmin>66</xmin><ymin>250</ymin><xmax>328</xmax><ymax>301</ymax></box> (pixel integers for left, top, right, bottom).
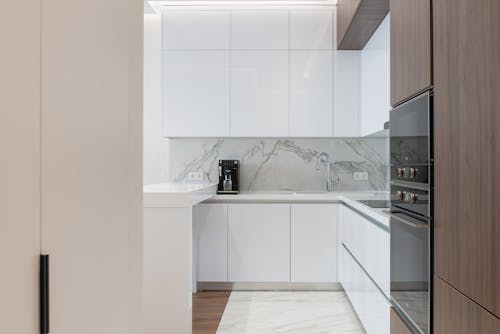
<box><xmin>334</xmin><ymin>51</ymin><xmax>360</xmax><ymax>137</ymax></box>
<box><xmin>290</xmin><ymin>9</ymin><xmax>334</xmax><ymax>50</ymax></box>
<box><xmin>231</xmin><ymin>51</ymin><xmax>289</xmax><ymax>137</ymax></box>
<box><xmin>290</xmin><ymin>50</ymin><xmax>333</xmax><ymax>137</ymax></box>
<box><xmin>162</xmin><ymin>51</ymin><xmax>230</xmax><ymax>137</ymax></box>
<box><xmin>159</xmin><ymin>8</ymin><xmax>364</xmax><ymax>138</ymax></box>
<box><xmin>162</xmin><ymin>10</ymin><xmax>229</xmax><ymax>50</ymax></box>
<box><xmin>230</xmin><ymin>10</ymin><xmax>289</xmax><ymax>49</ymax></box>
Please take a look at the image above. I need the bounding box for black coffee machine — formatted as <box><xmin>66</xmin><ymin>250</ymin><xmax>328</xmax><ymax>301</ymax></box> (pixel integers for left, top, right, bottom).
<box><xmin>218</xmin><ymin>160</ymin><xmax>239</xmax><ymax>194</ymax></box>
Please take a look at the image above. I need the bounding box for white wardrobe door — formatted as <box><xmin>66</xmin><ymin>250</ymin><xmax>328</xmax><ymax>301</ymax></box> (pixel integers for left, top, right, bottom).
<box><xmin>290</xmin><ymin>9</ymin><xmax>334</xmax><ymax>50</ymax></box>
<box><xmin>290</xmin><ymin>50</ymin><xmax>333</xmax><ymax>137</ymax></box>
<box><xmin>231</xmin><ymin>51</ymin><xmax>289</xmax><ymax>137</ymax></box>
<box><xmin>230</xmin><ymin>10</ymin><xmax>289</xmax><ymax>50</ymax></box>
<box><xmin>162</xmin><ymin>10</ymin><xmax>230</xmax><ymax>50</ymax></box>
<box><xmin>0</xmin><ymin>1</ymin><xmax>41</xmax><ymax>333</ymax></box>
<box><xmin>40</xmin><ymin>0</ymin><xmax>141</xmax><ymax>333</ymax></box>
<box><xmin>163</xmin><ymin>51</ymin><xmax>230</xmax><ymax>137</ymax></box>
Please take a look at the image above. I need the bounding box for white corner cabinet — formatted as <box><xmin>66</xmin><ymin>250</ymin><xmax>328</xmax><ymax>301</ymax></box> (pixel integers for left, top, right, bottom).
<box><xmin>195</xmin><ymin>203</ymin><xmax>338</xmax><ymax>283</ymax></box>
<box><xmin>161</xmin><ymin>8</ymin><xmax>360</xmax><ymax>138</ymax></box>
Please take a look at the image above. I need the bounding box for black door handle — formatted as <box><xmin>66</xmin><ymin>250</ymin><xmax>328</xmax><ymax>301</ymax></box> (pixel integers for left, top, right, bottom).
<box><xmin>40</xmin><ymin>255</ymin><xmax>49</xmax><ymax>334</ymax></box>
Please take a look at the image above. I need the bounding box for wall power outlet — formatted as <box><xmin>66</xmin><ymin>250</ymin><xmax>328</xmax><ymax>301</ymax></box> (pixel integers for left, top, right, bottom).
<box><xmin>353</xmin><ymin>172</ymin><xmax>369</xmax><ymax>181</ymax></box>
<box><xmin>188</xmin><ymin>172</ymin><xmax>204</xmax><ymax>182</ymax></box>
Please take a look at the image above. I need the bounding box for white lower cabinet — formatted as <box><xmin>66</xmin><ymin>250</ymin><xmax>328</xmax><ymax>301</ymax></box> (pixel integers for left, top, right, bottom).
<box><xmin>291</xmin><ymin>204</ymin><xmax>337</xmax><ymax>282</ymax></box>
<box><xmin>227</xmin><ymin>204</ymin><xmax>291</xmax><ymax>282</ymax></box>
<box><xmin>195</xmin><ymin>203</ymin><xmax>228</xmax><ymax>282</ymax></box>
<box><xmin>342</xmin><ymin>246</ymin><xmax>390</xmax><ymax>334</ymax></box>
<box><xmin>342</xmin><ymin>206</ymin><xmax>390</xmax><ymax>296</ymax></box>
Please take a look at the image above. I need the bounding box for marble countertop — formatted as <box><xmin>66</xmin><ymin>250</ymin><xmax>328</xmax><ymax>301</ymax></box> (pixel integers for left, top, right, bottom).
<box><xmin>209</xmin><ymin>190</ymin><xmax>391</xmax><ymax>227</ymax></box>
<box><xmin>143</xmin><ymin>182</ymin><xmax>218</xmax><ymax>208</ymax></box>
<box><xmin>143</xmin><ymin>183</ymin><xmax>390</xmax><ymax>227</ymax></box>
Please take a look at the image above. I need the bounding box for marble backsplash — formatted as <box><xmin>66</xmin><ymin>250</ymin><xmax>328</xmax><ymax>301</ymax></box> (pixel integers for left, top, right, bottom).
<box><xmin>169</xmin><ymin>138</ymin><xmax>389</xmax><ymax>192</ymax></box>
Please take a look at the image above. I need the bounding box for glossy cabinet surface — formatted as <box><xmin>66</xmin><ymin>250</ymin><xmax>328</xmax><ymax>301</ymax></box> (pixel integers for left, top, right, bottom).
<box><xmin>231</xmin><ymin>10</ymin><xmax>289</xmax><ymax>50</ymax></box>
<box><xmin>290</xmin><ymin>9</ymin><xmax>334</xmax><ymax>50</ymax></box>
<box><xmin>230</xmin><ymin>51</ymin><xmax>289</xmax><ymax>137</ymax></box>
<box><xmin>162</xmin><ymin>10</ymin><xmax>229</xmax><ymax>50</ymax></box>
<box><xmin>342</xmin><ymin>207</ymin><xmax>390</xmax><ymax>296</ymax></box>
<box><xmin>162</xmin><ymin>51</ymin><xmax>230</xmax><ymax>137</ymax></box>
<box><xmin>290</xmin><ymin>204</ymin><xmax>337</xmax><ymax>282</ymax></box>
<box><xmin>334</xmin><ymin>51</ymin><xmax>360</xmax><ymax>137</ymax></box>
<box><xmin>342</xmin><ymin>246</ymin><xmax>391</xmax><ymax>334</ymax></box>
<box><xmin>360</xmin><ymin>15</ymin><xmax>390</xmax><ymax>136</ymax></box>
<box><xmin>290</xmin><ymin>51</ymin><xmax>333</xmax><ymax>137</ymax></box>
<box><xmin>196</xmin><ymin>204</ymin><xmax>228</xmax><ymax>282</ymax></box>
<box><xmin>160</xmin><ymin>8</ymin><xmax>363</xmax><ymax>138</ymax></box>
<box><xmin>228</xmin><ymin>204</ymin><xmax>290</xmax><ymax>282</ymax></box>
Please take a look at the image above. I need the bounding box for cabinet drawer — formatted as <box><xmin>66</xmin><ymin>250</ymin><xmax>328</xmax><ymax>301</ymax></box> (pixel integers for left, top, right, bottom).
<box><xmin>342</xmin><ymin>206</ymin><xmax>390</xmax><ymax>296</ymax></box>
<box><xmin>342</xmin><ymin>246</ymin><xmax>390</xmax><ymax>334</ymax></box>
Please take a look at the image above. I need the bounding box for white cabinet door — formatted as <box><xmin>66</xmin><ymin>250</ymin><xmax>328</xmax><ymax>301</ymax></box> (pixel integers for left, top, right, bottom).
<box><xmin>334</xmin><ymin>51</ymin><xmax>360</xmax><ymax>137</ymax></box>
<box><xmin>231</xmin><ymin>51</ymin><xmax>289</xmax><ymax>137</ymax></box>
<box><xmin>342</xmin><ymin>206</ymin><xmax>390</xmax><ymax>296</ymax></box>
<box><xmin>231</xmin><ymin>10</ymin><xmax>289</xmax><ymax>50</ymax></box>
<box><xmin>290</xmin><ymin>51</ymin><xmax>333</xmax><ymax>137</ymax></box>
<box><xmin>291</xmin><ymin>204</ymin><xmax>337</xmax><ymax>282</ymax></box>
<box><xmin>162</xmin><ymin>51</ymin><xmax>230</xmax><ymax>137</ymax></box>
<box><xmin>228</xmin><ymin>204</ymin><xmax>290</xmax><ymax>282</ymax></box>
<box><xmin>162</xmin><ymin>10</ymin><xmax>230</xmax><ymax>50</ymax></box>
<box><xmin>290</xmin><ymin>9</ymin><xmax>334</xmax><ymax>50</ymax></box>
<box><xmin>196</xmin><ymin>204</ymin><xmax>228</xmax><ymax>282</ymax></box>
<box><xmin>360</xmin><ymin>15</ymin><xmax>390</xmax><ymax>136</ymax></box>
<box><xmin>342</xmin><ymin>246</ymin><xmax>390</xmax><ymax>334</ymax></box>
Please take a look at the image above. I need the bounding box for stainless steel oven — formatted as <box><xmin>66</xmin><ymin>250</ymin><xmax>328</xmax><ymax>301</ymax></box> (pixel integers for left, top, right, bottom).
<box><xmin>390</xmin><ymin>91</ymin><xmax>433</xmax><ymax>334</ymax></box>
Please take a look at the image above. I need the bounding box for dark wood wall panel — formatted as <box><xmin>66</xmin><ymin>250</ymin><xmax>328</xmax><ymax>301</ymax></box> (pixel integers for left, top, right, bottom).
<box><xmin>390</xmin><ymin>308</ymin><xmax>413</xmax><ymax>334</ymax></box>
<box><xmin>337</xmin><ymin>0</ymin><xmax>389</xmax><ymax>50</ymax></box>
<box><xmin>390</xmin><ymin>0</ymin><xmax>431</xmax><ymax>105</ymax></box>
<box><xmin>433</xmin><ymin>0</ymin><xmax>500</xmax><ymax>317</ymax></box>
<box><xmin>434</xmin><ymin>277</ymin><xmax>500</xmax><ymax>333</ymax></box>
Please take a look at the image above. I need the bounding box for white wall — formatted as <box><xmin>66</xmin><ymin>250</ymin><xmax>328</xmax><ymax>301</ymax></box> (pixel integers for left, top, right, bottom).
<box><xmin>360</xmin><ymin>14</ymin><xmax>390</xmax><ymax>136</ymax></box>
<box><xmin>144</xmin><ymin>12</ymin><xmax>170</xmax><ymax>185</ymax></box>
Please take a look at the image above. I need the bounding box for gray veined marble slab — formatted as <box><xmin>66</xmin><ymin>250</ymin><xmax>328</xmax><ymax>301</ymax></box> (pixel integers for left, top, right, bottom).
<box><xmin>169</xmin><ymin>138</ymin><xmax>388</xmax><ymax>192</ymax></box>
<box><xmin>217</xmin><ymin>291</ymin><xmax>366</xmax><ymax>334</ymax></box>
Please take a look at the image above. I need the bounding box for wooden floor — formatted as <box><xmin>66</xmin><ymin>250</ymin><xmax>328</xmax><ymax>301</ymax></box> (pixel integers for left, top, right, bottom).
<box><xmin>193</xmin><ymin>291</ymin><xmax>231</xmax><ymax>334</ymax></box>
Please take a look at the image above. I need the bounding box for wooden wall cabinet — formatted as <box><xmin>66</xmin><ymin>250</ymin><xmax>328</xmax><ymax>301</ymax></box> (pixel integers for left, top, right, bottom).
<box><xmin>337</xmin><ymin>0</ymin><xmax>389</xmax><ymax>50</ymax></box>
<box><xmin>390</xmin><ymin>0</ymin><xmax>431</xmax><ymax>105</ymax></box>
<box><xmin>433</xmin><ymin>0</ymin><xmax>500</xmax><ymax>318</ymax></box>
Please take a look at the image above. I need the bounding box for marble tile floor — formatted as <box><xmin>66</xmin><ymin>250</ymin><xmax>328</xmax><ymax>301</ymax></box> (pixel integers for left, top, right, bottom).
<box><xmin>216</xmin><ymin>291</ymin><xmax>366</xmax><ymax>334</ymax></box>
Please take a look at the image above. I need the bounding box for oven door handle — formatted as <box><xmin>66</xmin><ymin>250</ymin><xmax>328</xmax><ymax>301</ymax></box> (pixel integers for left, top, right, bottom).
<box><xmin>391</xmin><ymin>212</ymin><xmax>429</xmax><ymax>229</ymax></box>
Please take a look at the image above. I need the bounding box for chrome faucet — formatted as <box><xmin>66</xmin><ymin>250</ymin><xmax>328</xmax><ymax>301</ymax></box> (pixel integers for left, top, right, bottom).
<box><xmin>316</xmin><ymin>152</ymin><xmax>338</xmax><ymax>192</ymax></box>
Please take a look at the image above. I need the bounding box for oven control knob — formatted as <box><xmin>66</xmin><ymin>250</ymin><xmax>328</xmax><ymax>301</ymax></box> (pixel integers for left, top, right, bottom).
<box><xmin>397</xmin><ymin>168</ymin><xmax>406</xmax><ymax>177</ymax></box>
<box><xmin>396</xmin><ymin>190</ymin><xmax>405</xmax><ymax>200</ymax></box>
<box><xmin>408</xmin><ymin>193</ymin><xmax>419</xmax><ymax>204</ymax></box>
<box><xmin>409</xmin><ymin>168</ymin><xmax>418</xmax><ymax>179</ymax></box>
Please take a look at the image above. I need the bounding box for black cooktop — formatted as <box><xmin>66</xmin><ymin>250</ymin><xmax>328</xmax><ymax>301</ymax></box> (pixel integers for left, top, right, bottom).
<box><xmin>358</xmin><ymin>200</ymin><xmax>391</xmax><ymax>208</ymax></box>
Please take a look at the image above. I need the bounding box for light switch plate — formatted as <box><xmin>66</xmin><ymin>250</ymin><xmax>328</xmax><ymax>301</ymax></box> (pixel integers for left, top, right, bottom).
<box><xmin>353</xmin><ymin>172</ymin><xmax>369</xmax><ymax>181</ymax></box>
<box><xmin>188</xmin><ymin>172</ymin><xmax>204</xmax><ymax>182</ymax></box>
